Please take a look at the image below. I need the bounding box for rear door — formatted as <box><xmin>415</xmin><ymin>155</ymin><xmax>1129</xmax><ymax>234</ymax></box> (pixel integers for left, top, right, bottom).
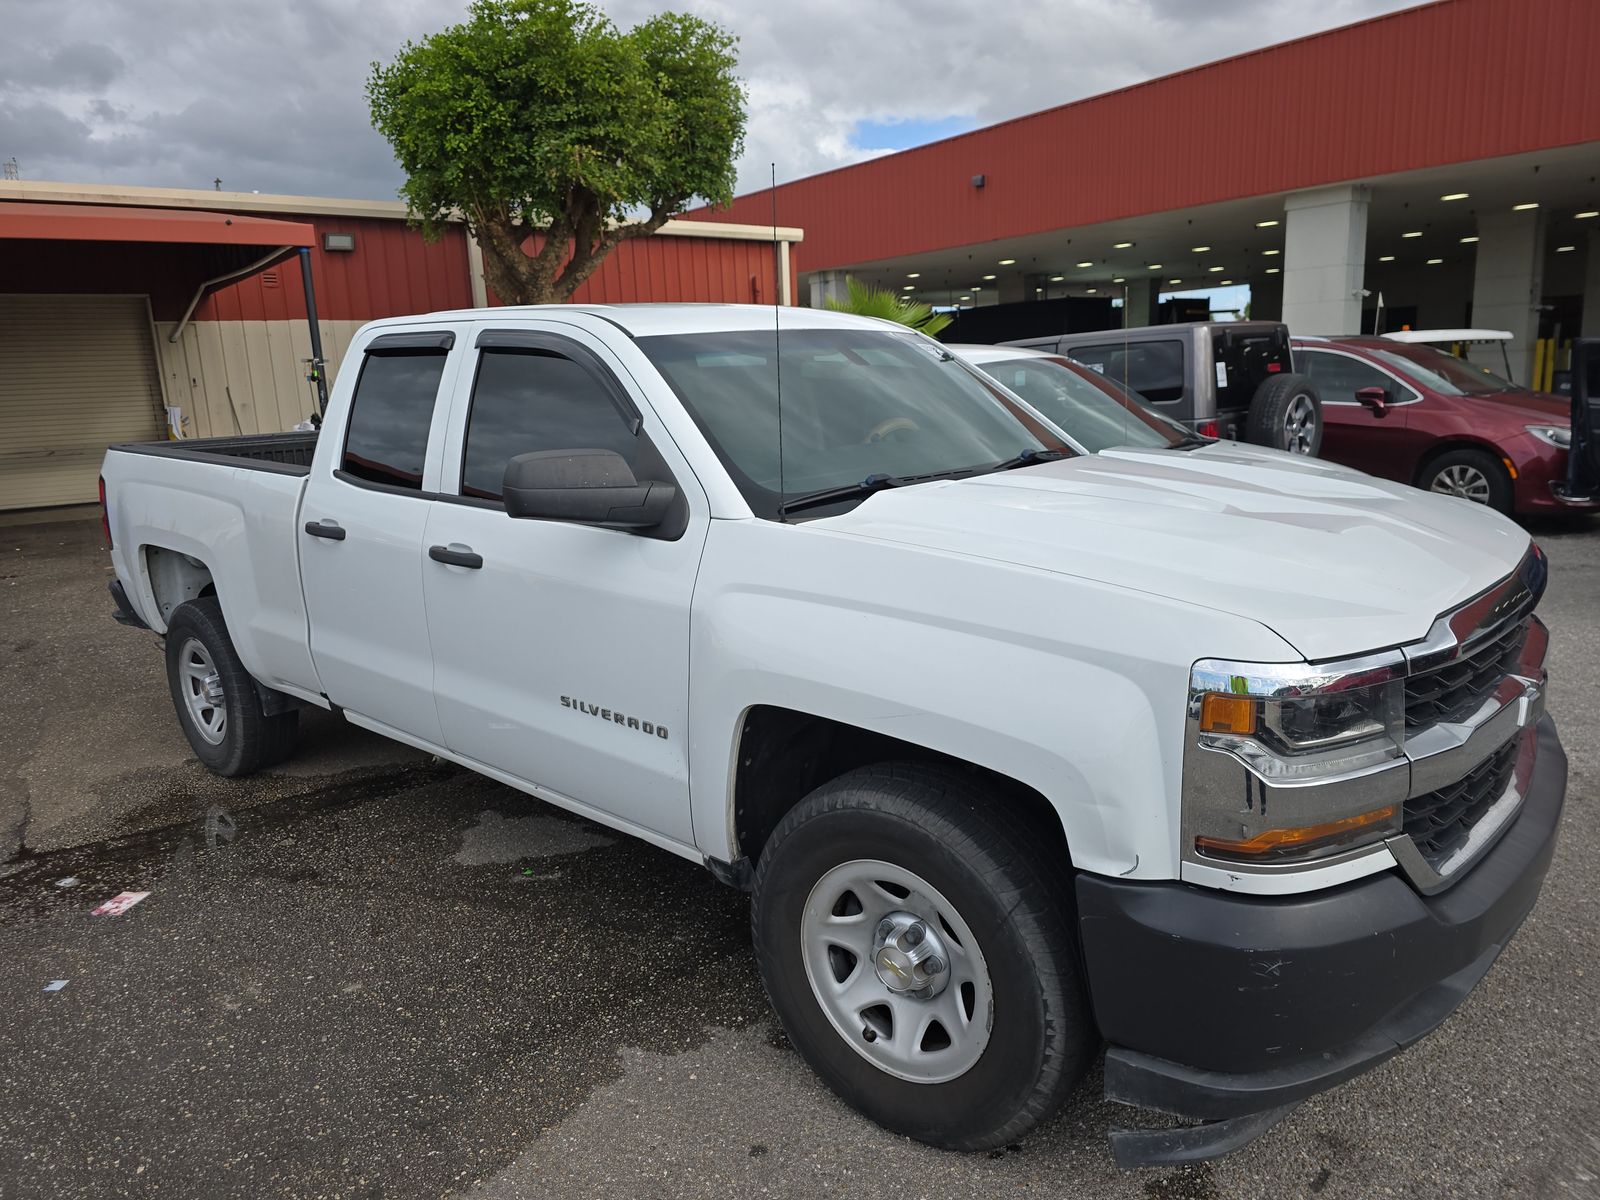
<box><xmin>298</xmin><ymin>328</ymin><xmax>466</xmax><ymax>745</ymax></box>
<box><xmin>1564</xmin><ymin>337</ymin><xmax>1600</xmax><ymax>499</ymax></box>
<box><xmin>1297</xmin><ymin>346</ymin><xmax>1419</xmax><ymax>480</ymax></box>
<box><xmin>420</xmin><ymin>322</ymin><xmax>710</xmax><ymax>845</ymax></box>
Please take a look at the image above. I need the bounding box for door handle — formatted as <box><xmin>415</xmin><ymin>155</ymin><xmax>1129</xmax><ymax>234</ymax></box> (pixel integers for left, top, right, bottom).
<box><xmin>304</xmin><ymin>520</ymin><xmax>346</xmax><ymax>541</ymax></box>
<box><xmin>429</xmin><ymin>544</ymin><xmax>483</xmax><ymax>569</ymax></box>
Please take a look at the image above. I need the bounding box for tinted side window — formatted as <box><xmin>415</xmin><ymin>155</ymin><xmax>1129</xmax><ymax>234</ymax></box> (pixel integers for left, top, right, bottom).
<box><xmin>342</xmin><ymin>351</ymin><xmax>449</xmax><ymax>489</ymax></box>
<box><xmin>1065</xmin><ymin>340</ymin><xmax>1185</xmax><ymax>403</ymax></box>
<box><xmin>461</xmin><ymin>349</ymin><xmax>642</xmax><ymax>502</ymax></box>
<box><xmin>1301</xmin><ymin>350</ymin><xmax>1396</xmax><ymax>404</ymax></box>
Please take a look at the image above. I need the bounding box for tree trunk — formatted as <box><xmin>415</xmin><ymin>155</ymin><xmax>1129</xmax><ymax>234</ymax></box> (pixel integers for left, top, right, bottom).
<box><xmin>472</xmin><ymin>204</ymin><xmax>672</xmax><ymax>306</ymax></box>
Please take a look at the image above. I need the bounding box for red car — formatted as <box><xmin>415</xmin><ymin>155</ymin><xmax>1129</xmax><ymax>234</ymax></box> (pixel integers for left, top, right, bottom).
<box><xmin>1291</xmin><ymin>333</ymin><xmax>1595</xmax><ymax>517</ymax></box>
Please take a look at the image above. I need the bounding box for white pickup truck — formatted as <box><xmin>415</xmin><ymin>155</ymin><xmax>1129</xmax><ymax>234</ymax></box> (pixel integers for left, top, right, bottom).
<box><xmin>100</xmin><ymin>304</ymin><xmax>1565</xmax><ymax>1167</ymax></box>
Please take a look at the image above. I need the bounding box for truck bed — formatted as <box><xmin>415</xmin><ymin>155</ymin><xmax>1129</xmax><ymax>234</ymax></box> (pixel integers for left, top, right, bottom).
<box><xmin>108</xmin><ymin>431</ymin><xmax>318</xmax><ymax>475</ymax></box>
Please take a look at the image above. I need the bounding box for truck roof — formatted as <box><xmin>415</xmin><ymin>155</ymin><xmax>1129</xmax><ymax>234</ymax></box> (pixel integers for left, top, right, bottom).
<box><xmin>360</xmin><ymin>303</ymin><xmax>900</xmax><ymax>338</ymax></box>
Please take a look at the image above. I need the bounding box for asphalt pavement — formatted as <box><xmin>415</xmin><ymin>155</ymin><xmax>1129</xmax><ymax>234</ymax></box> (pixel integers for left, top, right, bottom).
<box><xmin>2</xmin><ymin>516</ymin><xmax>1598</xmax><ymax>1199</ymax></box>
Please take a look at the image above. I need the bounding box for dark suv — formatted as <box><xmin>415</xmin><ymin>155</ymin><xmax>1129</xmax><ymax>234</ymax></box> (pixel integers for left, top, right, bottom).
<box><xmin>1007</xmin><ymin>321</ymin><xmax>1324</xmax><ymax>455</ymax></box>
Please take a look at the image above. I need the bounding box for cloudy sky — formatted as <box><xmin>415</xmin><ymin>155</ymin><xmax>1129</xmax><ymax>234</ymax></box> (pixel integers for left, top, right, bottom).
<box><xmin>2</xmin><ymin>0</ymin><xmax>1423</xmax><ymax>203</ymax></box>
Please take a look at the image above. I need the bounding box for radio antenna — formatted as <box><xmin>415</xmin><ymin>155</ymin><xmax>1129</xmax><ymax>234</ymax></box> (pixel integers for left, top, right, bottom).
<box><xmin>771</xmin><ymin>162</ymin><xmax>786</xmax><ymax>522</ymax></box>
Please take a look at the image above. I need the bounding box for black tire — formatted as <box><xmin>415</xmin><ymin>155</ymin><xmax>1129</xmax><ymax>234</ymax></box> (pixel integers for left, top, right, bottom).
<box><xmin>164</xmin><ymin>597</ymin><xmax>297</xmax><ymax>777</ymax></box>
<box><xmin>751</xmin><ymin>762</ymin><xmax>1095</xmax><ymax>1151</ymax></box>
<box><xmin>1247</xmin><ymin>373</ymin><xmax>1323</xmax><ymax>456</ymax></box>
<box><xmin>1417</xmin><ymin>447</ymin><xmax>1514</xmax><ymax>514</ymax></box>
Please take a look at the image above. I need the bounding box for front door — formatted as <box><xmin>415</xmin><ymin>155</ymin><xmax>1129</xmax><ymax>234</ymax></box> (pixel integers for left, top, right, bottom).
<box><xmin>299</xmin><ymin>331</ymin><xmax>462</xmax><ymax>745</ymax></box>
<box><xmin>1298</xmin><ymin>347</ymin><xmax>1416</xmax><ymax>479</ymax></box>
<box><xmin>421</xmin><ymin>324</ymin><xmax>708</xmax><ymax>845</ymax></box>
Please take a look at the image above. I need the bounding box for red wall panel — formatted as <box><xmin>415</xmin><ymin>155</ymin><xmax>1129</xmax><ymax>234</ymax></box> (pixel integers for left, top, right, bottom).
<box><xmin>695</xmin><ymin>0</ymin><xmax>1600</xmax><ymax>270</ymax></box>
<box><xmin>488</xmin><ymin>232</ymin><xmax>780</xmax><ymax>305</ymax></box>
<box><xmin>195</xmin><ymin>215</ymin><xmax>475</xmax><ymax>323</ymax></box>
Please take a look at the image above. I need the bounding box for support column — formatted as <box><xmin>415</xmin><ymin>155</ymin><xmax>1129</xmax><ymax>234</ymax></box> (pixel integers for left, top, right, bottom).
<box><xmin>1581</xmin><ymin>230</ymin><xmax>1600</xmax><ymax>338</ymax></box>
<box><xmin>1121</xmin><ymin>278</ymin><xmax>1154</xmax><ymax>327</ymax></box>
<box><xmin>807</xmin><ymin>269</ymin><xmax>849</xmax><ymax>309</ymax></box>
<box><xmin>997</xmin><ymin>275</ymin><xmax>1028</xmax><ymax>305</ymax></box>
<box><xmin>1468</xmin><ymin>210</ymin><xmax>1544</xmax><ymax>384</ymax></box>
<box><xmin>1280</xmin><ymin>185</ymin><xmax>1369</xmax><ymax>335</ymax></box>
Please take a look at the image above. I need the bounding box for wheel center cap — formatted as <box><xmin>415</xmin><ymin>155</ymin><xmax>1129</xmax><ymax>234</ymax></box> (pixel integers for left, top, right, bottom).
<box><xmin>870</xmin><ymin>910</ymin><xmax>950</xmax><ymax>998</ymax></box>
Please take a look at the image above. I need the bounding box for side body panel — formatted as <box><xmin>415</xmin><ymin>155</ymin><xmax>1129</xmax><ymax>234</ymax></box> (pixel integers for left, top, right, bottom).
<box><xmin>101</xmin><ymin>451</ymin><xmax>322</xmax><ymax>699</ymax></box>
<box><xmin>686</xmin><ymin>517</ymin><xmax>1300</xmax><ymax>880</ymax></box>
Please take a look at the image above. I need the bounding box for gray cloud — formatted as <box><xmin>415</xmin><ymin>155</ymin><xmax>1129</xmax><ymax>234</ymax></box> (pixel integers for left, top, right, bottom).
<box><xmin>0</xmin><ymin>0</ymin><xmax>1420</xmax><ymax>201</ymax></box>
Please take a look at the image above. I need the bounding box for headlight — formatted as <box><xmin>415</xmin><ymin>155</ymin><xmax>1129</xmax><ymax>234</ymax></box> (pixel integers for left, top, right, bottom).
<box><xmin>1185</xmin><ymin>657</ymin><xmax>1406</xmax><ymax>865</ymax></box>
<box><xmin>1525</xmin><ymin>424</ymin><xmax>1572</xmax><ymax>448</ymax></box>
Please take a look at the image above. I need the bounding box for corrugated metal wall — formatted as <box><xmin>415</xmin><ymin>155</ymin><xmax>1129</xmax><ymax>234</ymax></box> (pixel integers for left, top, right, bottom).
<box><xmin>566</xmin><ymin>235</ymin><xmax>780</xmax><ymax>304</ymax></box>
<box><xmin>699</xmin><ymin>0</ymin><xmax>1600</xmax><ymax>271</ymax></box>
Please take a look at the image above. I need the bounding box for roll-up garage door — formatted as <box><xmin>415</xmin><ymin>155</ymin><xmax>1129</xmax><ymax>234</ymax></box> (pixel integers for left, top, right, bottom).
<box><xmin>0</xmin><ymin>295</ymin><xmax>166</xmax><ymax>510</ymax></box>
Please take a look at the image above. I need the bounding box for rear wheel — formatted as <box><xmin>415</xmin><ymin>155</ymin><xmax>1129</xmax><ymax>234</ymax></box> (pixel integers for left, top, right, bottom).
<box><xmin>1419</xmin><ymin>447</ymin><xmax>1513</xmax><ymax>514</ymax></box>
<box><xmin>751</xmin><ymin>762</ymin><xmax>1094</xmax><ymax>1150</ymax></box>
<box><xmin>164</xmin><ymin>597</ymin><xmax>297</xmax><ymax>777</ymax></box>
<box><xmin>1247</xmin><ymin>373</ymin><xmax>1323</xmax><ymax>455</ymax></box>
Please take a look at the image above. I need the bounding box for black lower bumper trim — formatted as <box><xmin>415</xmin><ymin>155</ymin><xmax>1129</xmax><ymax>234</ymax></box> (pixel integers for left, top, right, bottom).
<box><xmin>1109</xmin><ymin>1103</ymin><xmax>1298</xmax><ymax>1169</ymax></box>
<box><xmin>1078</xmin><ymin>716</ymin><xmax>1566</xmax><ymax>1160</ymax></box>
<box><xmin>108</xmin><ymin>579</ymin><xmax>149</xmax><ymax>630</ymax></box>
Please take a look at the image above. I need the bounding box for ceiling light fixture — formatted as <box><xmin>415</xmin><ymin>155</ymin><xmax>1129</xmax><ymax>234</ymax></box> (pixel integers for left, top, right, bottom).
<box><xmin>1576</xmin><ymin>210</ymin><xmax>1599</xmax><ymax>219</ymax></box>
<box><xmin>906</xmin><ymin>272</ymin><xmax>920</xmax><ymax>278</ymax></box>
<box><xmin>1113</xmin><ymin>241</ymin><xmax>1134</xmax><ymax>249</ymax></box>
<box><xmin>1168</xmin><ymin>278</ymin><xmax>1182</xmax><ymax>285</ymax></box>
<box><xmin>982</xmin><ymin>273</ymin><xmax>996</xmax><ymax>280</ymax></box>
<box><xmin>1208</xmin><ymin>265</ymin><xmax>1225</xmax><ymax>272</ymax></box>
<box><xmin>960</xmin><ymin>295</ymin><xmax>972</xmax><ymax>301</ymax></box>
<box><xmin>1086</xmin><ymin>288</ymin><xmax>1097</xmax><ymax>294</ymax></box>
<box><xmin>1049</xmin><ymin>274</ymin><xmax>1065</xmax><ymax>281</ymax></box>
<box><xmin>1426</xmin><ymin>258</ymin><xmax>1443</xmax><ymax>265</ymax></box>
<box><xmin>1512</xmin><ymin>202</ymin><xmax>1539</xmax><ymax>211</ymax></box>
<box><xmin>903</xmin><ymin>285</ymin><xmax>916</xmax><ymax>290</ymax></box>
<box><xmin>1378</xmin><ymin>254</ymin><xmax>1396</xmax><ymax>262</ymax></box>
<box><xmin>1440</xmin><ymin>192</ymin><xmax>1469</xmax><ymax>201</ymax></box>
<box><xmin>1265</xmin><ymin>267</ymin><xmax>1280</xmax><ymax>274</ymax></box>
<box><xmin>1191</xmin><ymin>245</ymin><xmax>1211</xmax><ymax>252</ymax></box>
<box><xmin>1112</xmin><ymin>277</ymin><xmax>1125</xmax><ymax>283</ymax></box>
<box><xmin>1148</xmin><ymin>263</ymin><xmax>1162</xmax><ymax>270</ymax></box>
<box><xmin>1220</xmin><ymin>280</ymin><xmax>1233</xmax><ymax>286</ymax></box>
<box><xmin>1556</xmin><ymin>244</ymin><xmax>1576</xmax><ymax>252</ymax></box>
<box><xmin>1255</xmin><ymin>220</ymin><xmax>1280</xmax><ymax>228</ymax></box>
<box><xmin>998</xmin><ymin>258</ymin><xmax>1016</xmax><ymax>265</ymax></box>
<box><xmin>1076</xmin><ymin>261</ymin><xmax>1094</xmax><ymax>268</ymax></box>
<box><xmin>1261</xmin><ymin>249</ymin><xmax>1280</xmax><ymax>256</ymax></box>
<box><xmin>1402</xmin><ymin>230</ymin><xmax>1423</xmax><ymax>238</ymax></box>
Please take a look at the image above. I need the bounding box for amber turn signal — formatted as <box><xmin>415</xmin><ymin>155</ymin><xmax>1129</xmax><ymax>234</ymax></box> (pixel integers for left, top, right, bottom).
<box><xmin>1195</xmin><ymin>804</ymin><xmax>1399</xmax><ymax>862</ymax></box>
<box><xmin>1199</xmin><ymin>692</ymin><xmax>1256</xmax><ymax>735</ymax></box>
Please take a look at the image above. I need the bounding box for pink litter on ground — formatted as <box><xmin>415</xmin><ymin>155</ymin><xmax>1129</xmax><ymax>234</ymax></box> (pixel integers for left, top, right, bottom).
<box><xmin>91</xmin><ymin>891</ymin><xmax>149</xmax><ymax>916</ymax></box>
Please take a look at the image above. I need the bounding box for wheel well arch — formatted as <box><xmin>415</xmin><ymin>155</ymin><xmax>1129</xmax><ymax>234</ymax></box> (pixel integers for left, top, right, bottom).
<box><xmin>1412</xmin><ymin>437</ymin><xmax>1510</xmax><ymax>486</ymax></box>
<box><xmin>142</xmin><ymin>544</ymin><xmax>217</xmax><ymax>625</ymax></box>
<box><xmin>730</xmin><ymin>705</ymin><xmax>1071</xmax><ymax>871</ymax></box>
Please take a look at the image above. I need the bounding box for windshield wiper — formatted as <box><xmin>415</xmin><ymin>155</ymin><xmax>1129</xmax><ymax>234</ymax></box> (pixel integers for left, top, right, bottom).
<box><xmin>984</xmin><ymin>448</ymin><xmax>1069</xmax><ymax>473</ymax></box>
<box><xmin>1168</xmin><ymin>433</ymin><xmax>1215</xmax><ymax>451</ymax></box>
<box><xmin>779</xmin><ymin>473</ymin><xmax>905</xmax><ymax>515</ymax></box>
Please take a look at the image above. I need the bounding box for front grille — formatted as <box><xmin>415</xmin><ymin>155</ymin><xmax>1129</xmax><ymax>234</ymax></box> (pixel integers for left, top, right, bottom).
<box><xmin>1402</xmin><ymin>737</ymin><xmax>1520</xmax><ymax>869</ymax></box>
<box><xmin>1403</xmin><ymin>620</ymin><xmax>1528</xmax><ymax>731</ymax></box>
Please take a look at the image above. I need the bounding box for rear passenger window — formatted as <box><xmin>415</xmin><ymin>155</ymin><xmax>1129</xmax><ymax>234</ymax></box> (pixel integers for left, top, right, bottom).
<box><xmin>460</xmin><ymin>349</ymin><xmax>642</xmax><ymax>502</ymax></box>
<box><xmin>341</xmin><ymin>350</ymin><xmax>449</xmax><ymax>489</ymax></box>
<box><xmin>1066</xmin><ymin>340</ymin><xmax>1186</xmax><ymax>404</ymax></box>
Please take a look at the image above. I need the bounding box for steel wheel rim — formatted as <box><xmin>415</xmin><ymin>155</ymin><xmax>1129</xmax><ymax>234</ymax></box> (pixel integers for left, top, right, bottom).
<box><xmin>179</xmin><ymin>637</ymin><xmax>227</xmax><ymax>745</ymax></box>
<box><xmin>800</xmin><ymin>858</ymin><xmax>993</xmax><ymax>1084</ymax></box>
<box><xmin>1430</xmin><ymin>463</ymin><xmax>1492</xmax><ymax>503</ymax></box>
<box><xmin>1283</xmin><ymin>394</ymin><xmax>1318</xmax><ymax>455</ymax></box>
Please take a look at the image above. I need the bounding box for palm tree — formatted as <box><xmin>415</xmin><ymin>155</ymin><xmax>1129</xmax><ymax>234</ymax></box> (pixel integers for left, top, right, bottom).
<box><xmin>823</xmin><ymin>277</ymin><xmax>952</xmax><ymax>338</ymax></box>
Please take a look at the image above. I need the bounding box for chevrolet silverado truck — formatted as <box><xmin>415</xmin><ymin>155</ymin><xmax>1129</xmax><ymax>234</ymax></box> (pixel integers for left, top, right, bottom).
<box><xmin>100</xmin><ymin>304</ymin><xmax>1565</xmax><ymax>1167</ymax></box>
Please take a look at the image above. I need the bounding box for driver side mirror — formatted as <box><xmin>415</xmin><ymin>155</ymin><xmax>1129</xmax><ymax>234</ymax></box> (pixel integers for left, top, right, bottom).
<box><xmin>502</xmin><ymin>449</ymin><xmax>677</xmax><ymax>530</ymax></box>
<box><xmin>1354</xmin><ymin>385</ymin><xmax>1391</xmax><ymax>417</ymax></box>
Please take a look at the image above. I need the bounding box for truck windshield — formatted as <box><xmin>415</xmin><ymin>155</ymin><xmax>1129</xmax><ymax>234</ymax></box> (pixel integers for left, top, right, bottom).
<box><xmin>1368</xmin><ymin>344</ymin><xmax>1516</xmax><ymax>396</ymax></box>
<box><xmin>639</xmin><ymin>329</ymin><xmax>1072</xmax><ymax>519</ymax></box>
<box><xmin>973</xmin><ymin>356</ymin><xmax>1192</xmax><ymax>452</ymax></box>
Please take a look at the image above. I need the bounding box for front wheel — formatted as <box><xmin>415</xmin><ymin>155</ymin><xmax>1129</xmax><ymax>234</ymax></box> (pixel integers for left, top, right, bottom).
<box><xmin>1419</xmin><ymin>447</ymin><xmax>1514</xmax><ymax>514</ymax></box>
<box><xmin>751</xmin><ymin>763</ymin><xmax>1094</xmax><ymax>1150</ymax></box>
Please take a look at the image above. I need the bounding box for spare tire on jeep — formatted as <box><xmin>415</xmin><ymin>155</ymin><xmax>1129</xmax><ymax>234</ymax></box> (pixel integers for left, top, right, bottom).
<box><xmin>1247</xmin><ymin>374</ymin><xmax>1322</xmax><ymax>456</ymax></box>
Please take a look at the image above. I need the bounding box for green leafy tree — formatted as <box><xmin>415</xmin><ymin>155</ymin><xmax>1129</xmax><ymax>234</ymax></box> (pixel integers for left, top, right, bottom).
<box><xmin>824</xmin><ymin>277</ymin><xmax>952</xmax><ymax>338</ymax></box>
<box><xmin>368</xmin><ymin>0</ymin><xmax>746</xmax><ymax>304</ymax></box>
